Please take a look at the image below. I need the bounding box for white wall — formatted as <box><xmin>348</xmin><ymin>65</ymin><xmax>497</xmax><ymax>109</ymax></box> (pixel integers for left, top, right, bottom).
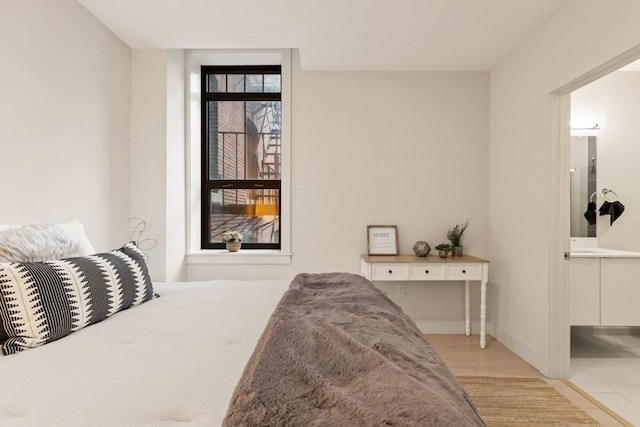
<box><xmin>186</xmin><ymin>52</ymin><xmax>490</xmax><ymax>327</ymax></box>
<box><xmin>133</xmin><ymin>50</ymin><xmax>490</xmax><ymax>327</ymax></box>
<box><xmin>130</xmin><ymin>50</ymin><xmax>186</xmax><ymax>282</ymax></box>
<box><xmin>124</xmin><ymin>49</ymin><xmax>490</xmax><ymax>326</ymax></box>
<box><xmin>165</xmin><ymin>50</ymin><xmax>187</xmax><ymax>282</ymax></box>
<box><xmin>490</xmin><ymin>0</ymin><xmax>640</xmax><ymax>375</ymax></box>
<box><xmin>130</xmin><ymin>50</ymin><xmax>168</xmax><ymax>281</ymax></box>
<box><xmin>0</xmin><ymin>0</ymin><xmax>132</xmax><ymax>250</ymax></box>
<box><xmin>572</xmin><ymin>71</ymin><xmax>640</xmax><ymax>251</ymax></box>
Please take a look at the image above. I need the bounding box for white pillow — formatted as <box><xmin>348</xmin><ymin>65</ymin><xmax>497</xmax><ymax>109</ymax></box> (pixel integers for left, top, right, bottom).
<box><xmin>0</xmin><ymin>219</ymin><xmax>95</xmax><ymax>257</ymax></box>
<box><xmin>55</xmin><ymin>220</ymin><xmax>95</xmax><ymax>255</ymax></box>
<box><xmin>0</xmin><ymin>224</ymin><xmax>82</xmax><ymax>263</ymax></box>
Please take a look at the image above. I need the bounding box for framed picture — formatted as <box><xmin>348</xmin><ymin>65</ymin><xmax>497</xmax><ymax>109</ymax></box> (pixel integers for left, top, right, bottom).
<box><xmin>367</xmin><ymin>225</ymin><xmax>399</xmax><ymax>255</ymax></box>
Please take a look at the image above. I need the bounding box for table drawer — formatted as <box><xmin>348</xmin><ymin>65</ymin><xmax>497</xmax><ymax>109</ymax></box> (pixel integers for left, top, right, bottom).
<box><xmin>409</xmin><ymin>264</ymin><xmax>445</xmax><ymax>280</ymax></box>
<box><xmin>446</xmin><ymin>264</ymin><xmax>483</xmax><ymax>280</ymax></box>
<box><xmin>372</xmin><ymin>264</ymin><xmax>409</xmax><ymax>281</ymax></box>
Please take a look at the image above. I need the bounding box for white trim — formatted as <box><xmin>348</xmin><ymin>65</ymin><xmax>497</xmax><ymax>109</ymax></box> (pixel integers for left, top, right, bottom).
<box><xmin>549</xmin><ymin>90</ymin><xmax>571</xmax><ymax>379</ymax></box>
<box><xmin>185</xmin><ymin>250</ymin><xmax>292</xmax><ymax>265</ymax></box>
<box><xmin>496</xmin><ymin>324</ymin><xmax>543</xmax><ymax>370</ymax></box>
<box><xmin>185</xmin><ymin>49</ymin><xmax>292</xmax><ymax>265</ymax></box>
<box><xmin>550</xmin><ymin>43</ymin><xmax>640</xmax><ymax>379</ymax></box>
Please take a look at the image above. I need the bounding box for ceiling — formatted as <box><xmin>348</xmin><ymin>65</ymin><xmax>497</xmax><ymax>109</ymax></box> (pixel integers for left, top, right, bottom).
<box><xmin>77</xmin><ymin>0</ymin><xmax>570</xmax><ymax>71</ymax></box>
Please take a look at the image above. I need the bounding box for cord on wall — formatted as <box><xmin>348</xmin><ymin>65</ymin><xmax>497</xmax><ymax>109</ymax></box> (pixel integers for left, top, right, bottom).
<box><xmin>127</xmin><ymin>217</ymin><xmax>157</xmax><ymax>251</ymax></box>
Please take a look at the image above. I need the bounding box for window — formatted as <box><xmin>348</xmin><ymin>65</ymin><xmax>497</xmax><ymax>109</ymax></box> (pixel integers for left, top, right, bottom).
<box><xmin>201</xmin><ymin>65</ymin><xmax>282</xmax><ymax>250</ymax></box>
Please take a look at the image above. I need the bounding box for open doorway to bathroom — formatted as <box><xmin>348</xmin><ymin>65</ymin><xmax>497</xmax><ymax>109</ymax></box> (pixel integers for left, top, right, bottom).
<box><xmin>566</xmin><ymin>58</ymin><xmax>640</xmax><ymax>425</ymax></box>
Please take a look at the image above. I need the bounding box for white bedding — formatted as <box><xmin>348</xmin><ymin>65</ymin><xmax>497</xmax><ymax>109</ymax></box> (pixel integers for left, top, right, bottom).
<box><xmin>0</xmin><ymin>280</ymin><xmax>290</xmax><ymax>426</ymax></box>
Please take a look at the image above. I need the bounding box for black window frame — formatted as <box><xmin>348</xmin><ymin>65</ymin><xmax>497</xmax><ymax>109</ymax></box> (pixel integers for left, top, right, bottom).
<box><xmin>201</xmin><ymin>65</ymin><xmax>282</xmax><ymax>250</ymax></box>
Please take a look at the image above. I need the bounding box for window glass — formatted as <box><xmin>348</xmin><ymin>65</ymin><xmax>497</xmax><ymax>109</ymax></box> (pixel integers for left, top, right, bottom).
<box><xmin>207</xmin><ymin>101</ymin><xmax>281</xmax><ymax>181</ymax></box>
<box><xmin>227</xmin><ymin>74</ymin><xmax>245</xmax><ymax>92</ymax></box>
<box><xmin>209</xmin><ymin>189</ymin><xmax>280</xmax><ymax>245</ymax></box>
<box><xmin>245</xmin><ymin>74</ymin><xmax>263</xmax><ymax>92</ymax></box>
<box><xmin>207</xmin><ymin>74</ymin><xmax>226</xmax><ymax>92</ymax></box>
<box><xmin>202</xmin><ymin>65</ymin><xmax>282</xmax><ymax>249</ymax></box>
<box><xmin>264</xmin><ymin>74</ymin><xmax>281</xmax><ymax>93</ymax></box>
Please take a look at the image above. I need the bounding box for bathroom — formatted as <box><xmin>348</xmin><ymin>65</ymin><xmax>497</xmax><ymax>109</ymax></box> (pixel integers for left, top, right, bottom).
<box><xmin>569</xmin><ymin>59</ymin><xmax>640</xmax><ymax>424</ymax></box>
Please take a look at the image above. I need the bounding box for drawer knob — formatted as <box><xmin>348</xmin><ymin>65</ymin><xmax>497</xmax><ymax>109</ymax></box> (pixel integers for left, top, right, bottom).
<box><xmin>425</xmin><ymin>270</ymin><xmax>429</xmax><ymax>274</ymax></box>
<box><xmin>388</xmin><ymin>270</ymin><xmax>393</xmax><ymax>274</ymax></box>
<box><xmin>462</xmin><ymin>269</ymin><xmax>466</xmax><ymax>274</ymax></box>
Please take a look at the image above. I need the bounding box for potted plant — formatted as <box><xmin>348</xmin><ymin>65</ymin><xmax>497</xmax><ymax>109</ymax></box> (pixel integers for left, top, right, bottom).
<box><xmin>223</xmin><ymin>230</ymin><xmax>243</xmax><ymax>252</ymax></box>
<box><xmin>446</xmin><ymin>219</ymin><xmax>470</xmax><ymax>257</ymax></box>
<box><xmin>434</xmin><ymin>243</ymin><xmax>452</xmax><ymax>259</ymax></box>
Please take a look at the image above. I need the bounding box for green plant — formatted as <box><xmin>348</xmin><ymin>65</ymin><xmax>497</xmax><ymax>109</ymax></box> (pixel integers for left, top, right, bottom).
<box><xmin>434</xmin><ymin>243</ymin><xmax>452</xmax><ymax>252</ymax></box>
<box><xmin>445</xmin><ymin>219</ymin><xmax>471</xmax><ymax>247</ymax></box>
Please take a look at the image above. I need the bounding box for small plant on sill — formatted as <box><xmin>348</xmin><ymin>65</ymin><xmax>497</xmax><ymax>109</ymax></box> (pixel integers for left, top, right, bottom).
<box><xmin>222</xmin><ymin>230</ymin><xmax>243</xmax><ymax>243</ymax></box>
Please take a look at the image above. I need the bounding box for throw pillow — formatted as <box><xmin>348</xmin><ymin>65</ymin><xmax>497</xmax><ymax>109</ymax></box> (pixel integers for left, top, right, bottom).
<box><xmin>0</xmin><ymin>223</ymin><xmax>82</xmax><ymax>263</ymax></box>
<box><xmin>0</xmin><ymin>242</ymin><xmax>154</xmax><ymax>355</ymax></box>
<box><xmin>0</xmin><ymin>219</ymin><xmax>95</xmax><ymax>262</ymax></box>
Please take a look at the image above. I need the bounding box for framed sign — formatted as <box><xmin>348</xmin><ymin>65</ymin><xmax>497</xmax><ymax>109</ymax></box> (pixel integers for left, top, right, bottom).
<box><xmin>367</xmin><ymin>225</ymin><xmax>399</xmax><ymax>255</ymax></box>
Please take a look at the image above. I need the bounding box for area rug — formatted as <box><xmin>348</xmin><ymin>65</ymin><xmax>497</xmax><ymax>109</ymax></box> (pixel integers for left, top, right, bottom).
<box><xmin>458</xmin><ymin>376</ymin><xmax>599</xmax><ymax>426</ymax></box>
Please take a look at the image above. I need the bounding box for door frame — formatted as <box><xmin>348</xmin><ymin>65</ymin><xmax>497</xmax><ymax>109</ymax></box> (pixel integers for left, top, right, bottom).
<box><xmin>550</xmin><ymin>45</ymin><xmax>640</xmax><ymax>378</ymax></box>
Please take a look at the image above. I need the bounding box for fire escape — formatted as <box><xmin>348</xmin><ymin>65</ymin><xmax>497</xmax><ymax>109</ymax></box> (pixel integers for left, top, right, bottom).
<box><xmin>211</xmin><ymin>101</ymin><xmax>281</xmax><ymax>244</ymax></box>
<box><xmin>249</xmin><ymin>100</ymin><xmax>281</xmax><ymax>242</ymax></box>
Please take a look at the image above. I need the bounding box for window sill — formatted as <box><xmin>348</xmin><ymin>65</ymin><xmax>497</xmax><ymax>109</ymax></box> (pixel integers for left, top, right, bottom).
<box><xmin>185</xmin><ymin>249</ymin><xmax>292</xmax><ymax>265</ymax></box>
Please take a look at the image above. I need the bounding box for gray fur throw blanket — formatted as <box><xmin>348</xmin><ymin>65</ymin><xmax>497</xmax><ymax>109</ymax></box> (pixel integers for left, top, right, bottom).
<box><xmin>223</xmin><ymin>272</ymin><xmax>485</xmax><ymax>426</ymax></box>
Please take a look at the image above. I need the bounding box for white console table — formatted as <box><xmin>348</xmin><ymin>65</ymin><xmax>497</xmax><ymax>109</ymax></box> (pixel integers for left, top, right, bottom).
<box><xmin>360</xmin><ymin>254</ymin><xmax>490</xmax><ymax>349</ymax></box>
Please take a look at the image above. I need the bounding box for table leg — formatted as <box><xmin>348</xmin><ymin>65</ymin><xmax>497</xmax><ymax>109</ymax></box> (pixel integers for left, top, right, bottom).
<box><xmin>465</xmin><ymin>280</ymin><xmax>470</xmax><ymax>336</ymax></box>
<box><xmin>480</xmin><ymin>279</ymin><xmax>487</xmax><ymax>349</ymax></box>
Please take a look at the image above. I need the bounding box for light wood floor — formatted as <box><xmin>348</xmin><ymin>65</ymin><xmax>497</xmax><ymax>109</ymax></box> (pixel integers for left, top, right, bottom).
<box><xmin>426</xmin><ymin>334</ymin><xmax>629</xmax><ymax>427</ymax></box>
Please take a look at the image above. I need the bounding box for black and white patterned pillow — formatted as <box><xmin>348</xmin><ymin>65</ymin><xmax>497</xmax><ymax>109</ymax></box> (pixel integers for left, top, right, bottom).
<box><xmin>0</xmin><ymin>242</ymin><xmax>154</xmax><ymax>355</ymax></box>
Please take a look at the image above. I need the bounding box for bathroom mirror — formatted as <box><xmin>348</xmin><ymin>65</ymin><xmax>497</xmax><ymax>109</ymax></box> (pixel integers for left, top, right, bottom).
<box><xmin>570</xmin><ymin>136</ymin><xmax>597</xmax><ymax>238</ymax></box>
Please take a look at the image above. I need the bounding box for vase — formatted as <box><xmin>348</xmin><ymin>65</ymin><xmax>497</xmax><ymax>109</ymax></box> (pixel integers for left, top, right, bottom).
<box><xmin>413</xmin><ymin>241</ymin><xmax>431</xmax><ymax>257</ymax></box>
<box><xmin>453</xmin><ymin>245</ymin><xmax>463</xmax><ymax>257</ymax></box>
<box><xmin>438</xmin><ymin>250</ymin><xmax>448</xmax><ymax>259</ymax></box>
<box><xmin>226</xmin><ymin>241</ymin><xmax>241</xmax><ymax>252</ymax></box>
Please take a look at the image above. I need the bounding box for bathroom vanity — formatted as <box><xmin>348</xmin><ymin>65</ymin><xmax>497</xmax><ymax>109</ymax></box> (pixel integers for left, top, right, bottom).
<box><xmin>570</xmin><ymin>248</ymin><xmax>640</xmax><ymax>326</ymax></box>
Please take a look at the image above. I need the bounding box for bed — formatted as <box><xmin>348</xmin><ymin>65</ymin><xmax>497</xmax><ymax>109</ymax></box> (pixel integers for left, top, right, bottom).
<box><xmin>0</xmin><ymin>223</ymin><xmax>484</xmax><ymax>426</ymax></box>
<box><xmin>0</xmin><ymin>279</ymin><xmax>290</xmax><ymax>426</ymax></box>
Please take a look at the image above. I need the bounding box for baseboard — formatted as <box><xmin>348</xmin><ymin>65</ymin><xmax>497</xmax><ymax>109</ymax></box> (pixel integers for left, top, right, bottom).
<box><xmin>496</xmin><ymin>325</ymin><xmax>544</xmax><ymax>373</ymax></box>
<box><xmin>415</xmin><ymin>320</ymin><xmax>495</xmax><ymax>335</ymax></box>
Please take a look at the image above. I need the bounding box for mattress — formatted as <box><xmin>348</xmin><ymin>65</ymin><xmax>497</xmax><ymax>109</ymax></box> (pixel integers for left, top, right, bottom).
<box><xmin>0</xmin><ymin>279</ymin><xmax>290</xmax><ymax>426</ymax></box>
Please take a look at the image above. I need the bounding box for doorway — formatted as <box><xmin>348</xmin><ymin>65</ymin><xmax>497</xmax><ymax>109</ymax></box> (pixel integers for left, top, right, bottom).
<box><xmin>552</xmin><ymin>46</ymin><xmax>640</xmax><ymax>423</ymax></box>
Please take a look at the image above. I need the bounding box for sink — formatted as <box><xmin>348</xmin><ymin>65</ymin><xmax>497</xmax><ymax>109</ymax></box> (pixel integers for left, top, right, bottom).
<box><xmin>571</xmin><ymin>247</ymin><xmax>640</xmax><ymax>257</ymax></box>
